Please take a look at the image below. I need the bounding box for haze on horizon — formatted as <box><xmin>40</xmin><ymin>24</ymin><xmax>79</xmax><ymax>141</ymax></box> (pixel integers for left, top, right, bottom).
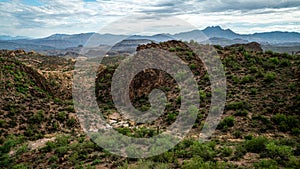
<box><xmin>0</xmin><ymin>0</ymin><xmax>299</xmax><ymax>38</ymax></box>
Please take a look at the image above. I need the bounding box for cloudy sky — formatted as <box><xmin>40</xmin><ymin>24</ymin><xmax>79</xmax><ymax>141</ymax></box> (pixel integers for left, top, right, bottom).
<box><xmin>0</xmin><ymin>0</ymin><xmax>299</xmax><ymax>37</ymax></box>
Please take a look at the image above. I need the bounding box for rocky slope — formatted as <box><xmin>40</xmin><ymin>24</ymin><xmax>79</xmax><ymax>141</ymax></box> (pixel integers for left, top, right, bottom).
<box><xmin>0</xmin><ymin>40</ymin><xmax>299</xmax><ymax>168</ymax></box>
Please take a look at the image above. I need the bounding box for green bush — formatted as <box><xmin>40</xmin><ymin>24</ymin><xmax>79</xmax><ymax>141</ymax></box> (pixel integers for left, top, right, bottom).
<box><xmin>241</xmin><ymin>75</ymin><xmax>255</xmax><ymax>84</ymax></box>
<box><xmin>190</xmin><ymin>141</ymin><xmax>216</xmax><ymax>161</ymax></box>
<box><xmin>189</xmin><ymin>63</ymin><xmax>197</xmax><ymax>70</ymax></box>
<box><xmin>48</xmin><ymin>155</ymin><xmax>59</xmax><ymax>163</ymax></box>
<box><xmin>245</xmin><ymin>137</ymin><xmax>268</xmax><ymax>153</ymax></box>
<box><xmin>167</xmin><ymin>113</ymin><xmax>177</xmax><ymax>123</ymax></box>
<box><xmin>217</xmin><ymin>116</ymin><xmax>235</xmax><ymax>130</ymax></box>
<box><xmin>269</xmin><ymin>57</ymin><xmax>279</xmax><ymax>64</ymax></box>
<box><xmin>233</xmin><ymin>130</ymin><xmax>242</xmax><ymax>139</ymax></box>
<box><xmin>226</xmin><ymin>101</ymin><xmax>248</xmax><ymax>110</ymax></box>
<box><xmin>11</xmin><ymin>164</ymin><xmax>30</xmax><ymax>169</ymax></box>
<box><xmin>265</xmin><ymin>50</ymin><xmax>273</xmax><ymax>55</ymax></box>
<box><xmin>265</xmin><ymin>142</ymin><xmax>293</xmax><ymax>162</ymax></box>
<box><xmin>280</xmin><ymin>59</ymin><xmax>291</xmax><ymax>67</ymax></box>
<box><xmin>29</xmin><ymin>110</ymin><xmax>45</xmax><ymax>123</ymax></box>
<box><xmin>182</xmin><ymin>157</ymin><xmax>234</xmax><ymax>169</ymax></box>
<box><xmin>264</xmin><ymin>72</ymin><xmax>276</xmax><ymax>82</ymax></box>
<box><xmin>253</xmin><ymin>159</ymin><xmax>278</xmax><ymax>169</ymax></box>
<box><xmin>55</xmin><ymin>146</ymin><xmax>68</xmax><ymax>157</ymax></box>
<box><xmin>57</xmin><ymin>112</ymin><xmax>66</xmax><ymax>121</ymax></box>
<box><xmin>249</xmin><ymin>66</ymin><xmax>258</xmax><ymax>73</ymax></box>
<box><xmin>234</xmin><ymin>110</ymin><xmax>248</xmax><ymax>117</ymax></box>
<box><xmin>67</xmin><ymin>117</ymin><xmax>77</xmax><ymax>127</ymax></box>
<box><xmin>221</xmin><ymin>146</ymin><xmax>233</xmax><ymax>157</ymax></box>
<box><xmin>169</xmin><ymin>47</ymin><xmax>176</xmax><ymax>52</ymax></box>
<box><xmin>271</xmin><ymin>113</ymin><xmax>299</xmax><ymax>132</ymax></box>
<box><xmin>250</xmin><ymin>88</ymin><xmax>258</xmax><ymax>95</ymax></box>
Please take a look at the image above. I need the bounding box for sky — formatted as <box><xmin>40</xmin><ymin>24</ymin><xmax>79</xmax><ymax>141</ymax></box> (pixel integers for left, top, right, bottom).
<box><xmin>0</xmin><ymin>0</ymin><xmax>299</xmax><ymax>38</ymax></box>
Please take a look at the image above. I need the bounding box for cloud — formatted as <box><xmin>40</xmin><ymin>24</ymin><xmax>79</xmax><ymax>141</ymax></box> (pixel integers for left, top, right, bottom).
<box><xmin>0</xmin><ymin>0</ymin><xmax>299</xmax><ymax>37</ymax></box>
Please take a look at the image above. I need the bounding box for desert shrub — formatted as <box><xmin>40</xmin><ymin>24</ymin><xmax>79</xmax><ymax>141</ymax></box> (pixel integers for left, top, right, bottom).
<box><xmin>265</xmin><ymin>50</ymin><xmax>273</xmax><ymax>55</ymax></box>
<box><xmin>16</xmin><ymin>85</ymin><xmax>28</xmax><ymax>94</ymax></box>
<box><xmin>234</xmin><ymin>110</ymin><xmax>248</xmax><ymax>117</ymax></box>
<box><xmin>55</xmin><ymin>146</ymin><xmax>68</xmax><ymax>157</ymax></box>
<box><xmin>29</xmin><ymin>110</ymin><xmax>45</xmax><ymax>123</ymax></box>
<box><xmin>226</xmin><ymin>101</ymin><xmax>249</xmax><ymax>110</ymax></box>
<box><xmin>134</xmin><ymin>127</ymin><xmax>156</xmax><ymax>138</ymax></box>
<box><xmin>244</xmin><ymin>134</ymin><xmax>253</xmax><ymax>140</ymax></box>
<box><xmin>116</xmin><ymin>127</ymin><xmax>132</xmax><ymax>136</ymax></box>
<box><xmin>0</xmin><ymin>154</ymin><xmax>12</xmax><ymax>167</ymax></box>
<box><xmin>233</xmin><ymin>130</ymin><xmax>242</xmax><ymax>139</ymax></box>
<box><xmin>238</xmin><ymin>46</ymin><xmax>245</xmax><ymax>52</ymax></box>
<box><xmin>41</xmin><ymin>141</ymin><xmax>56</xmax><ymax>152</ymax></box>
<box><xmin>65</xmin><ymin>105</ymin><xmax>75</xmax><ymax>112</ymax></box>
<box><xmin>288</xmin><ymin>83</ymin><xmax>297</xmax><ymax>91</ymax></box>
<box><xmin>241</xmin><ymin>75</ymin><xmax>255</xmax><ymax>84</ymax></box>
<box><xmin>253</xmin><ymin>159</ymin><xmax>278</xmax><ymax>169</ymax></box>
<box><xmin>67</xmin><ymin>117</ymin><xmax>77</xmax><ymax>127</ymax></box>
<box><xmin>16</xmin><ymin>144</ymin><xmax>28</xmax><ymax>155</ymax></box>
<box><xmin>92</xmin><ymin>159</ymin><xmax>102</xmax><ymax>166</ymax></box>
<box><xmin>140</xmin><ymin>105</ymin><xmax>150</xmax><ymax>111</ymax></box>
<box><xmin>169</xmin><ymin>47</ymin><xmax>176</xmax><ymax>52</ymax></box>
<box><xmin>264</xmin><ymin>142</ymin><xmax>293</xmax><ymax>163</ymax></box>
<box><xmin>269</xmin><ymin>57</ymin><xmax>279</xmax><ymax>64</ymax></box>
<box><xmin>252</xmin><ymin>115</ymin><xmax>272</xmax><ymax>125</ymax></box>
<box><xmin>233</xmin><ymin>148</ymin><xmax>246</xmax><ymax>162</ymax></box>
<box><xmin>57</xmin><ymin>111</ymin><xmax>66</xmax><ymax>121</ymax></box>
<box><xmin>271</xmin><ymin>113</ymin><xmax>299</xmax><ymax>132</ymax></box>
<box><xmin>264</xmin><ymin>72</ymin><xmax>276</xmax><ymax>82</ymax></box>
<box><xmin>214</xmin><ymin>45</ymin><xmax>222</xmax><ymax>50</ymax></box>
<box><xmin>280</xmin><ymin>59</ymin><xmax>291</xmax><ymax>67</ymax></box>
<box><xmin>151</xmin><ymin>151</ymin><xmax>175</xmax><ymax>163</ymax></box>
<box><xmin>167</xmin><ymin>113</ymin><xmax>177</xmax><ymax>123</ymax></box>
<box><xmin>255</xmin><ymin>68</ymin><xmax>264</xmax><ymax>78</ymax></box>
<box><xmin>55</xmin><ymin>135</ymin><xmax>69</xmax><ymax>147</ymax></box>
<box><xmin>250</xmin><ymin>88</ymin><xmax>258</xmax><ymax>95</ymax></box>
<box><xmin>249</xmin><ymin>66</ymin><xmax>258</xmax><ymax>73</ymax></box>
<box><xmin>221</xmin><ymin>146</ymin><xmax>233</xmax><ymax>157</ymax></box>
<box><xmin>189</xmin><ymin>63</ymin><xmax>196</xmax><ymax>70</ymax></box>
<box><xmin>217</xmin><ymin>116</ymin><xmax>234</xmax><ymax>130</ymax></box>
<box><xmin>231</xmin><ymin>75</ymin><xmax>240</xmax><ymax>84</ymax></box>
<box><xmin>182</xmin><ymin>157</ymin><xmax>234</xmax><ymax>169</ymax></box>
<box><xmin>11</xmin><ymin>164</ymin><xmax>30</xmax><ymax>169</ymax></box>
<box><xmin>287</xmin><ymin>156</ymin><xmax>300</xmax><ymax>168</ymax></box>
<box><xmin>199</xmin><ymin>90</ymin><xmax>207</xmax><ymax>101</ymax></box>
<box><xmin>0</xmin><ymin>119</ymin><xmax>5</xmax><ymax>127</ymax></box>
<box><xmin>119</xmin><ymin>160</ymin><xmax>170</xmax><ymax>169</ymax></box>
<box><xmin>48</xmin><ymin>155</ymin><xmax>59</xmax><ymax>163</ymax></box>
<box><xmin>245</xmin><ymin>136</ymin><xmax>268</xmax><ymax>153</ymax></box>
<box><xmin>190</xmin><ymin>141</ymin><xmax>216</xmax><ymax>161</ymax></box>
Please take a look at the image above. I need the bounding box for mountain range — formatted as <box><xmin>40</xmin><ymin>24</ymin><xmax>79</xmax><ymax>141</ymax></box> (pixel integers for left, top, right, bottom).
<box><xmin>1</xmin><ymin>26</ymin><xmax>300</xmax><ymax>54</ymax></box>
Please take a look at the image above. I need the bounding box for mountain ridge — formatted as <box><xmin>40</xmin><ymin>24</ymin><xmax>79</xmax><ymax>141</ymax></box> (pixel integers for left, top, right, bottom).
<box><xmin>1</xmin><ymin>26</ymin><xmax>300</xmax><ymax>53</ymax></box>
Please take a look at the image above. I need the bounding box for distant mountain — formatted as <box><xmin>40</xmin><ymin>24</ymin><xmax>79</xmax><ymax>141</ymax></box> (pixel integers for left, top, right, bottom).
<box><xmin>129</xmin><ymin>34</ymin><xmax>174</xmax><ymax>42</ymax></box>
<box><xmin>173</xmin><ymin>26</ymin><xmax>241</xmax><ymax>42</ymax></box>
<box><xmin>174</xmin><ymin>26</ymin><xmax>300</xmax><ymax>45</ymax></box>
<box><xmin>0</xmin><ymin>35</ymin><xmax>29</xmax><ymax>40</ymax></box>
<box><xmin>202</xmin><ymin>37</ymin><xmax>249</xmax><ymax>46</ymax></box>
<box><xmin>109</xmin><ymin>39</ymin><xmax>154</xmax><ymax>55</ymax></box>
<box><xmin>0</xmin><ymin>40</ymin><xmax>56</xmax><ymax>51</ymax></box>
<box><xmin>7</xmin><ymin>33</ymin><xmax>127</xmax><ymax>50</ymax></box>
<box><xmin>0</xmin><ymin>26</ymin><xmax>300</xmax><ymax>53</ymax></box>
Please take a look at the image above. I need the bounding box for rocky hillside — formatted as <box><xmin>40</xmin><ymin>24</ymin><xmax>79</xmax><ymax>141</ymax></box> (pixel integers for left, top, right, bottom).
<box><xmin>0</xmin><ymin>40</ymin><xmax>299</xmax><ymax>168</ymax></box>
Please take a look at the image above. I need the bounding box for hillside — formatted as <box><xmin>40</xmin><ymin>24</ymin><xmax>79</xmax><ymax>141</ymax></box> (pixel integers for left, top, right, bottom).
<box><xmin>0</xmin><ymin>41</ymin><xmax>299</xmax><ymax>168</ymax></box>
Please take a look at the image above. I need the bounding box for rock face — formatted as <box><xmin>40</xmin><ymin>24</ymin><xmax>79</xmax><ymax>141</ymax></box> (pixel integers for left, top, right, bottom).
<box><xmin>226</xmin><ymin>42</ymin><xmax>263</xmax><ymax>52</ymax></box>
<box><xmin>95</xmin><ymin>40</ymin><xmax>209</xmax><ymax>128</ymax></box>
